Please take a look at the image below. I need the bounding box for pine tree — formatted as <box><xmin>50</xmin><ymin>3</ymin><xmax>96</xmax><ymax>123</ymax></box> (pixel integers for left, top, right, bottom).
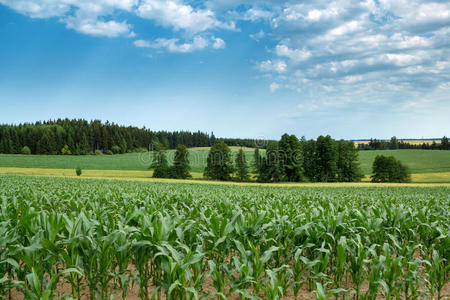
<box><xmin>441</xmin><ymin>136</ymin><xmax>449</xmax><ymax>150</ymax></box>
<box><xmin>316</xmin><ymin>135</ymin><xmax>337</xmax><ymax>182</ymax></box>
<box><xmin>279</xmin><ymin>134</ymin><xmax>304</xmax><ymax>182</ymax></box>
<box><xmin>204</xmin><ymin>141</ymin><xmax>234</xmax><ymax>180</ymax></box>
<box><xmin>171</xmin><ymin>144</ymin><xmax>191</xmax><ymax>179</ymax></box>
<box><xmin>151</xmin><ymin>149</ymin><xmax>170</xmax><ymax>178</ymax></box>
<box><xmin>336</xmin><ymin>140</ymin><xmax>362</xmax><ymax>182</ymax></box>
<box><xmin>235</xmin><ymin>148</ymin><xmax>250</xmax><ymax>181</ymax></box>
<box><xmin>390</xmin><ymin>136</ymin><xmax>399</xmax><ymax>149</ymax></box>
<box><xmin>265</xmin><ymin>141</ymin><xmax>283</xmax><ymax>182</ymax></box>
<box><xmin>210</xmin><ymin>132</ymin><xmax>216</xmax><ymax>146</ymax></box>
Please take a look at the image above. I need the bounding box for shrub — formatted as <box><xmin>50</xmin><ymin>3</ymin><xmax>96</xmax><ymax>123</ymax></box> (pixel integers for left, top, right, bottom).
<box><xmin>371</xmin><ymin>155</ymin><xmax>411</xmax><ymax>183</ymax></box>
<box><xmin>104</xmin><ymin>150</ymin><xmax>113</xmax><ymax>155</ymax></box>
<box><xmin>111</xmin><ymin>145</ymin><xmax>121</xmax><ymax>154</ymax></box>
<box><xmin>21</xmin><ymin>146</ymin><xmax>31</xmax><ymax>155</ymax></box>
<box><xmin>75</xmin><ymin>167</ymin><xmax>82</xmax><ymax>176</ymax></box>
<box><xmin>61</xmin><ymin>145</ymin><xmax>72</xmax><ymax>155</ymax></box>
<box><xmin>95</xmin><ymin>150</ymin><xmax>103</xmax><ymax>155</ymax></box>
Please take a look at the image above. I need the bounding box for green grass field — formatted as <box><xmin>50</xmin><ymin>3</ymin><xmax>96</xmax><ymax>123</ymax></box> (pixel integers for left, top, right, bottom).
<box><xmin>0</xmin><ymin>148</ymin><xmax>256</xmax><ymax>173</ymax></box>
<box><xmin>0</xmin><ymin>149</ymin><xmax>449</xmax><ymax>176</ymax></box>
<box><xmin>357</xmin><ymin>149</ymin><xmax>450</xmax><ymax>174</ymax></box>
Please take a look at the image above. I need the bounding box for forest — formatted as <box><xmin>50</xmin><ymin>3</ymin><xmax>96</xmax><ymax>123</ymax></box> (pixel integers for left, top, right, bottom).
<box><xmin>0</xmin><ymin>119</ymin><xmax>267</xmax><ymax>155</ymax></box>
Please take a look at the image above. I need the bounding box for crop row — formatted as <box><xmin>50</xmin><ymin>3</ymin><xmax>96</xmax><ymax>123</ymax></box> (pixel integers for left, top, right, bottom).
<box><xmin>0</xmin><ymin>175</ymin><xmax>449</xmax><ymax>299</ymax></box>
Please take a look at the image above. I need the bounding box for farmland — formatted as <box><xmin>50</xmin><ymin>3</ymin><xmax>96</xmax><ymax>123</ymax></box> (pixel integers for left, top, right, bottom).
<box><xmin>0</xmin><ymin>149</ymin><xmax>450</xmax><ymax>178</ymax></box>
<box><xmin>1</xmin><ymin>174</ymin><xmax>449</xmax><ymax>299</ymax></box>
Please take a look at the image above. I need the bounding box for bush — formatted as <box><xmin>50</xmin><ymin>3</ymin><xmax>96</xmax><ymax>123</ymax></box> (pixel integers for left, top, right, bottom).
<box><xmin>111</xmin><ymin>145</ymin><xmax>121</xmax><ymax>154</ymax></box>
<box><xmin>95</xmin><ymin>150</ymin><xmax>103</xmax><ymax>155</ymax></box>
<box><xmin>371</xmin><ymin>155</ymin><xmax>411</xmax><ymax>183</ymax></box>
<box><xmin>104</xmin><ymin>150</ymin><xmax>113</xmax><ymax>155</ymax></box>
<box><xmin>75</xmin><ymin>167</ymin><xmax>82</xmax><ymax>176</ymax></box>
<box><xmin>21</xmin><ymin>146</ymin><xmax>31</xmax><ymax>155</ymax></box>
<box><xmin>61</xmin><ymin>145</ymin><xmax>72</xmax><ymax>155</ymax></box>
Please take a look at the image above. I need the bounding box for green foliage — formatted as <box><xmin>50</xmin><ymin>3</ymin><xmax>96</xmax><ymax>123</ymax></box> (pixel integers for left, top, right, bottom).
<box><xmin>151</xmin><ymin>148</ymin><xmax>171</xmax><ymax>178</ymax></box>
<box><xmin>204</xmin><ymin>141</ymin><xmax>234</xmax><ymax>180</ymax></box>
<box><xmin>336</xmin><ymin>140</ymin><xmax>363</xmax><ymax>182</ymax></box>
<box><xmin>441</xmin><ymin>136</ymin><xmax>449</xmax><ymax>150</ymax></box>
<box><xmin>75</xmin><ymin>166</ymin><xmax>82</xmax><ymax>176</ymax></box>
<box><xmin>0</xmin><ymin>175</ymin><xmax>448</xmax><ymax>299</ymax></box>
<box><xmin>171</xmin><ymin>144</ymin><xmax>191</xmax><ymax>179</ymax></box>
<box><xmin>371</xmin><ymin>155</ymin><xmax>411</xmax><ymax>182</ymax></box>
<box><xmin>0</xmin><ymin>119</ymin><xmax>264</xmax><ymax>155</ymax></box>
<box><xmin>111</xmin><ymin>145</ymin><xmax>121</xmax><ymax>154</ymax></box>
<box><xmin>235</xmin><ymin>148</ymin><xmax>250</xmax><ymax>181</ymax></box>
<box><xmin>279</xmin><ymin>134</ymin><xmax>304</xmax><ymax>182</ymax></box>
<box><xmin>315</xmin><ymin>135</ymin><xmax>338</xmax><ymax>182</ymax></box>
<box><xmin>94</xmin><ymin>150</ymin><xmax>103</xmax><ymax>155</ymax></box>
<box><xmin>261</xmin><ymin>141</ymin><xmax>284</xmax><ymax>182</ymax></box>
<box><xmin>390</xmin><ymin>136</ymin><xmax>399</xmax><ymax>149</ymax></box>
<box><xmin>21</xmin><ymin>146</ymin><xmax>31</xmax><ymax>155</ymax></box>
<box><xmin>61</xmin><ymin>145</ymin><xmax>71</xmax><ymax>155</ymax></box>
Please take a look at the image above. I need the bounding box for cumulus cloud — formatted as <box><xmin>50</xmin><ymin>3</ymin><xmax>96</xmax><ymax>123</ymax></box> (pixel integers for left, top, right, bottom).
<box><xmin>270</xmin><ymin>82</ymin><xmax>281</xmax><ymax>92</ymax></box>
<box><xmin>0</xmin><ymin>0</ymin><xmax>235</xmax><ymax>39</ymax></box>
<box><xmin>258</xmin><ymin>60</ymin><xmax>287</xmax><ymax>73</ymax></box>
<box><xmin>249</xmin><ymin>0</ymin><xmax>450</xmax><ymax>112</ymax></box>
<box><xmin>1</xmin><ymin>0</ymin><xmax>449</xmax><ymax>106</ymax></box>
<box><xmin>134</xmin><ymin>35</ymin><xmax>225</xmax><ymax>53</ymax></box>
<box><xmin>0</xmin><ymin>0</ymin><xmax>137</xmax><ymax>37</ymax></box>
<box><xmin>65</xmin><ymin>18</ymin><xmax>134</xmax><ymax>37</ymax></box>
<box><xmin>136</xmin><ymin>0</ymin><xmax>234</xmax><ymax>33</ymax></box>
<box><xmin>275</xmin><ymin>44</ymin><xmax>311</xmax><ymax>62</ymax></box>
<box><xmin>212</xmin><ymin>37</ymin><xmax>226</xmax><ymax>49</ymax></box>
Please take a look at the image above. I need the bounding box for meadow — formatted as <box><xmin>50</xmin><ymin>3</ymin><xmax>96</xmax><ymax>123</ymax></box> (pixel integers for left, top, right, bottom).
<box><xmin>1</xmin><ymin>149</ymin><xmax>450</xmax><ymax>177</ymax></box>
<box><xmin>1</xmin><ymin>175</ymin><xmax>449</xmax><ymax>299</ymax></box>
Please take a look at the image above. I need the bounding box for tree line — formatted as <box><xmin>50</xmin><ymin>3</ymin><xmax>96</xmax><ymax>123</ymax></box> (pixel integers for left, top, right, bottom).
<box><xmin>152</xmin><ymin>134</ymin><xmax>364</xmax><ymax>183</ymax></box>
<box><xmin>0</xmin><ymin>119</ymin><xmax>269</xmax><ymax>155</ymax></box>
<box><xmin>358</xmin><ymin>136</ymin><xmax>450</xmax><ymax>150</ymax></box>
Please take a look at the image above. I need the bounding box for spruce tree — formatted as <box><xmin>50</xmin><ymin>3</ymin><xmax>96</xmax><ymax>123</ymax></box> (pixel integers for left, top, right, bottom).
<box><xmin>336</xmin><ymin>140</ymin><xmax>363</xmax><ymax>182</ymax></box>
<box><xmin>265</xmin><ymin>141</ymin><xmax>283</xmax><ymax>182</ymax></box>
<box><xmin>171</xmin><ymin>144</ymin><xmax>191</xmax><ymax>179</ymax></box>
<box><xmin>204</xmin><ymin>141</ymin><xmax>234</xmax><ymax>180</ymax></box>
<box><xmin>316</xmin><ymin>135</ymin><xmax>337</xmax><ymax>182</ymax></box>
<box><xmin>279</xmin><ymin>134</ymin><xmax>304</xmax><ymax>182</ymax></box>
<box><xmin>151</xmin><ymin>149</ymin><xmax>170</xmax><ymax>178</ymax></box>
<box><xmin>235</xmin><ymin>148</ymin><xmax>250</xmax><ymax>181</ymax></box>
<box><xmin>441</xmin><ymin>136</ymin><xmax>449</xmax><ymax>150</ymax></box>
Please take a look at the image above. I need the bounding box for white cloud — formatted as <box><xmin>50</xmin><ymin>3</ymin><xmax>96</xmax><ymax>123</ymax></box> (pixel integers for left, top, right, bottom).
<box><xmin>328</xmin><ymin>20</ymin><xmax>363</xmax><ymax>37</ymax></box>
<box><xmin>0</xmin><ymin>0</ymin><xmax>70</xmax><ymax>18</ymax></box>
<box><xmin>0</xmin><ymin>0</ymin><xmax>234</xmax><ymax>39</ymax></box>
<box><xmin>137</xmin><ymin>0</ymin><xmax>233</xmax><ymax>33</ymax></box>
<box><xmin>134</xmin><ymin>39</ymin><xmax>151</xmax><ymax>48</ymax></box>
<box><xmin>65</xmin><ymin>18</ymin><xmax>133</xmax><ymax>37</ymax></box>
<box><xmin>212</xmin><ymin>37</ymin><xmax>226</xmax><ymax>49</ymax></box>
<box><xmin>275</xmin><ymin>44</ymin><xmax>311</xmax><ymax>62</ymax></box>
<box><xmin>250</xmin><ymin>30</ymin><xmax>265</xmax><ymax>41</ymax></box>
<box><xmin>258</xmin><ymin>60</ymin><xmax>287</xmax><ymax>73</ymax></box>
<box><xmin>270</xmin><ymin>82</ymin><xmax>281</xmax><ymax>92</ymax></box>
<box><xmin>243</xmin><ymin>8</ymin><xmax>273</xmax><ymax>21</ymax></box>
<box><xmin>134</xmin><ymin>35</ymin><xmax>225</xmax><ymax>53</ymax></box>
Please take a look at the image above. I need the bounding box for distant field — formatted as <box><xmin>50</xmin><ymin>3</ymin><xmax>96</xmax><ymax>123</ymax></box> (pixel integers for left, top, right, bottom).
<box><xmin>353</xmin><ymin>139</ymin><xmax>441</xmax><ymax>146</ymax></box>
<box><xmin>0</xmin><ymin>148</ymin><xmax>256</xmax><ymax>173</ymax></box>
<box><xmin>0</xmin><ymin>149</ymin><xmax>449</xmax><ymax>178</ymax></box>
<box><xmin>358</xmin><ymin>150</ymin><xmax>450</xmax><ymax>174</ymax></box>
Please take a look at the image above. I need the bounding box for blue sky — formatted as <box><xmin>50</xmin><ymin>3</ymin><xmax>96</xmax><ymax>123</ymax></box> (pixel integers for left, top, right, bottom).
<box><xmin>0</xmin><ymin>0</ymin><xmax>449</xmax><ymax>140</ymax></box>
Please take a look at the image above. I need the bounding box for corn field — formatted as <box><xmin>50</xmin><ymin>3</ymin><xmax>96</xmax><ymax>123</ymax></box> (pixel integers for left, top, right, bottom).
<box><xmin>0</xmin><ymin>175</ymin><xmax>449</xmax><ymax>299</ymax></box>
